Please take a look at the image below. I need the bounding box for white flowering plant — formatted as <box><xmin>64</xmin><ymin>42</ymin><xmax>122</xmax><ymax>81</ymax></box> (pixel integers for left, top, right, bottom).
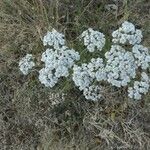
<box><xmin>112</xmin><ymin>21</ymin><xmax>143</xmax><ymax>45</ymax></box>
<box><xmin>19</xmin><ymin>21</ymin><xmax>150</xmax><ymax>101</ymax></box>
<box><xmin>19</xmin><ymin>54</ymin><xmax>35</xmax><ymax>75</ymax></box>
<box><xmin>39</xmin><ymin>46</ymin><xmax>80</xmax><ymax>87</ymax></box>
<box><xmin>43</xmin><ymin>28</ymin><xmax>66</xmax><ymax>49</ymax></box>
<box><xmin>79</xmin><ymin>28</ymin><xmax>106</xmax><ymax>52</ymax></box>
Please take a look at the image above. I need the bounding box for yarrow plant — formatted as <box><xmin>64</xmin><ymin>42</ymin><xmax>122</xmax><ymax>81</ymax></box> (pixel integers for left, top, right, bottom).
<box><xmin>19</xmin><ymin>21</ymin><xmax>150</xmax><ymax>101</ymax></box>
<box><xmin>79</xmin><ymin>28</ymin><xmax>105</xmax><ymax>52</ymax></box>
<box><xmin>43</xmin><ymin>28</ymin><xmax>65</xmax><ymax>49</ymax></box>
<box><xmin>112</xmin><ymin>21</ymin><xmax>143</xmax><ymax>45</ymax></box>
<box><xmin>110</xmin><ymin>21</ymin><xmax>150</xmax><ymax>100</ymax></box>
<box><xmin>105</xmin><ymin>45</ymin><xmax>137</xmax><ymax>87</ymax></box>
<box><xmin>73</xmin><ymin>21</ymin><xmax>149</xmax><ymax>100</ymax></box>
<box><xmin>39</xmin><ymin>46</ymin><xmax>80</xmax><ymax>87</ymax></box>
<box><xmin>132</xmin><ymin>44</ymin><xmax>150</xmax><ymax>70</ymax></box>
<box><xmin>128</xmin><ymin>72</ymin><xmax>150</xmax><ymax>100</ymax></box>
<box><xmin>72</xmin><ymin>58</ymin><xmax>106</xmax><ymax>101</ymax></box>
<box><xmin>19</xmin><ymin>54</ymin><xmax>35</xmax><ymax>75</ymax></box>
<box><xmin>39</xmin><ymin>29</ymin><xmax>80</xmax><ymax>87</ymax></box>
<box><xmin>83</xmin><ymin>85</ymin><xmax>102</xmax><ymax>101</ymax></box>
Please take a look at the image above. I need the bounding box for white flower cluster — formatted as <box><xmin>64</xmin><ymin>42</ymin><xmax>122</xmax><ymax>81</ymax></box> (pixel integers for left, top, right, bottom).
<box><xmin>112</xmin><ymin>21</ymin><xmax>143</xmax><ymax>45</ymax></box>
<box><xmin>19</xmin><ymin>54</ymin><xmax>35</xmax><ymax>75</ymax></box>
<box><xmin>132</xmin><ymin>44</ymin><xmax>150</xmax><ymax>70</ymax></box>
<box><xmin>39</xmin><ymin>46</ymin><xmax>80</xmax><ymax>87</ymax></box>
<box><xmin>39</xmin><ymin>67</ymin><xmax>58</xmax><ymax>87</ymax></box>
<box><xmin>74</xmin><ymin>22</ymin><xmax>149</xmax><ymax>100</ymax></box>
<box><xmin>73</xmin><ymin>58</ymin><xmax>106</xmax><ymax>100</ymax></box>
<box><xmin>83</xmin><ymin>85</ymin><xmax>102</xmax><ymax>101</ymax></box>
<box><xmin>43</xmin><ymin>28</ymin><xmax>65</xmax><ymax>49</ymax></box>
<box><xmin>108</xmin><ymin>22</ymin><xmax>149</xmax><ymax>100</ymax></box>
<box><xmin>105</xmin><ymin>45</ymin><xmax>136</xmax><ymax>87</ymax></box>
<box><xmin>73</xmin><ymin>64</ymin><xmax>94</xmax><ymax>91</ymax></box>
<box><xmin>88</xmin><ymin>58</ymin><xmax>107</xmax><ymax>81</ymax></box>
<box><xmin>19</xmin><ymin>23</ymin><xmax>150</xmax><ymax>101</ymax></box>
<box><xmin>80</xmin><ymin>28</ymin><xmax>105</xmax><ymax>52</ymax></box>
<box><xmin>128</xmin><ymin>72</ymin><xmax>150</xmax><ymax>100</ymax></box>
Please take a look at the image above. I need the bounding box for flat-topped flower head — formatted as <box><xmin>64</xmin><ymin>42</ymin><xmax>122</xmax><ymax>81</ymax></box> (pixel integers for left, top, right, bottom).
<box><xmin>72</xmin><ymin>57</ymin><xmax>106</xmax><ymax>101</ymax></box>
<box><xmin>72</xmin><ymin>57</ymin><xmax>106</xmax><ymax>91</ymax></box>
<box><xmin>128</xmin><ymin>72</ymin><xmax>150</xmax><ymax>100</ymax></box>
<box><xmin>105</xmin><ymin>45</ymin><xmax>136</xmax><ymax>87</ymax></box>
<box><xmin>73</xmin><ymin>64</ymin><xmax>94</xmax><ymax>91</ymax></box>
<box><xmin>87</xmin><ymin>58</ymin><xmax>106</xmax><ymax>80</ymax></box>
<box><xmin>80</xmin><ymin>28</ymin><xmax>105</xmax><ymax>52</ymax></box>
<box><xmin>43</xmin><ymin>28</ymin><xmax>65</xmax><ymax>49</ymax></box>
<box><xmin>112</xmin><ymin>21</ymin><xmax>143</xmax><ymax>45</ymax></box>
<box><xmin>83</xmin><ymin>85</ymin><xmax>102</xmax><ymax>101</ymax></box>
<box><xmin>39</xmin><ymin>46</ymin><xmax>80</xmax><ymax>87</ymax></box>
<box><xmin>132</xmin><ymin>44</ymin><xmax>150</xmax><ymax>70</ymax></box>
<box><xmin>38</xmin><ymin>67</ymin><xmax>58</xmax><ymax>87</ymax></box>
<box><xmin>121</xmin><ymin>21</ymin><xmax>135</xmax><ymax>34</ymax></box>
<box><xmin>19</xmin><ymin>54</ymin><xmax>35</xmax><ymax>75</ymax></box>
<box><xmin>41</xmin><ymin>46</ymin><xmax>80</xmax><ymax>69</ymax></box>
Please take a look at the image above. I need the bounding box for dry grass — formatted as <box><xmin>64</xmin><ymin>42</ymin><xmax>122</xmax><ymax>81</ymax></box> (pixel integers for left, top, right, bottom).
<box><xmin>0</xmin><ymin>0</ymin><xmax>150</xmax><ymax>150</ymax></box>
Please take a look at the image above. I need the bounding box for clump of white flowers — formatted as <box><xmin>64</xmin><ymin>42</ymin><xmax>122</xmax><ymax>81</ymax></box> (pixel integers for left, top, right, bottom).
<box><xmin>19</xmin><ymin>54</ymin><xmax>35</xmax><ymax>75</ymax></box>
<box><xmin>72</xmin><ymin>58</ymin><xmax>106</xmax><ymax>90</ymax></box>
<box><xmin>73</xmin><ymin>58</ymin><xmax>106</xmax><ymax>101</ymax></box>
<box><xmin>39</xmin><ymin>46</ymin><xmax>80</xmax><ymax>87</ymax></box>
<box><xmin>73</xmin><ymin>63</ymin><xmax>94</xmax><ymax>91</ymax></box>
<box><xmin>83</xmin><ymin>85</ymin><xmax>102</xmax><ymax>101</ymax></box>
<box><xmin>128</xmin><ymin>72</ymin><xmax>150</xmax><ymax>100</ymax></box>
<box><xmin>112</xmin><ymin>21</ymin><xmax>143</xmax><ymax>45</ymax></box>
<box><xmin>80</xmin><ymin>28</ymin><xmax>105</xmax><ymax>52</ymax></box>
<box><xmin>19</xmin><ymin>22</ymin><xmax>150</xmax><ymax>101</ymax></box>
<box><xmin>39</xmin><ymin>67</ymin><xmax>58</xmax><ymax>87</ymax></box>
<box><xmin>105</xmin><ymin>45</ymin><xmax>137</xmax><ymax>87</ymax></box>
<box><xmin>88</xmin><ymin>58</ymin><xmax>107</xmax><ymax>81</ymax></box>
<box><xmin>106</xmin><ymin>22</ymin><xmax>149</xmax><ymax>100</ymax></box>
<box><xmin>43</xmin><ymin>28</ymin><xmax>65</xmax><ymax>49</ymax></box>
<box><xmin>132</xmin><ymin>44</ymin><xmax>150</xmax><ymax>70</ymax></box>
